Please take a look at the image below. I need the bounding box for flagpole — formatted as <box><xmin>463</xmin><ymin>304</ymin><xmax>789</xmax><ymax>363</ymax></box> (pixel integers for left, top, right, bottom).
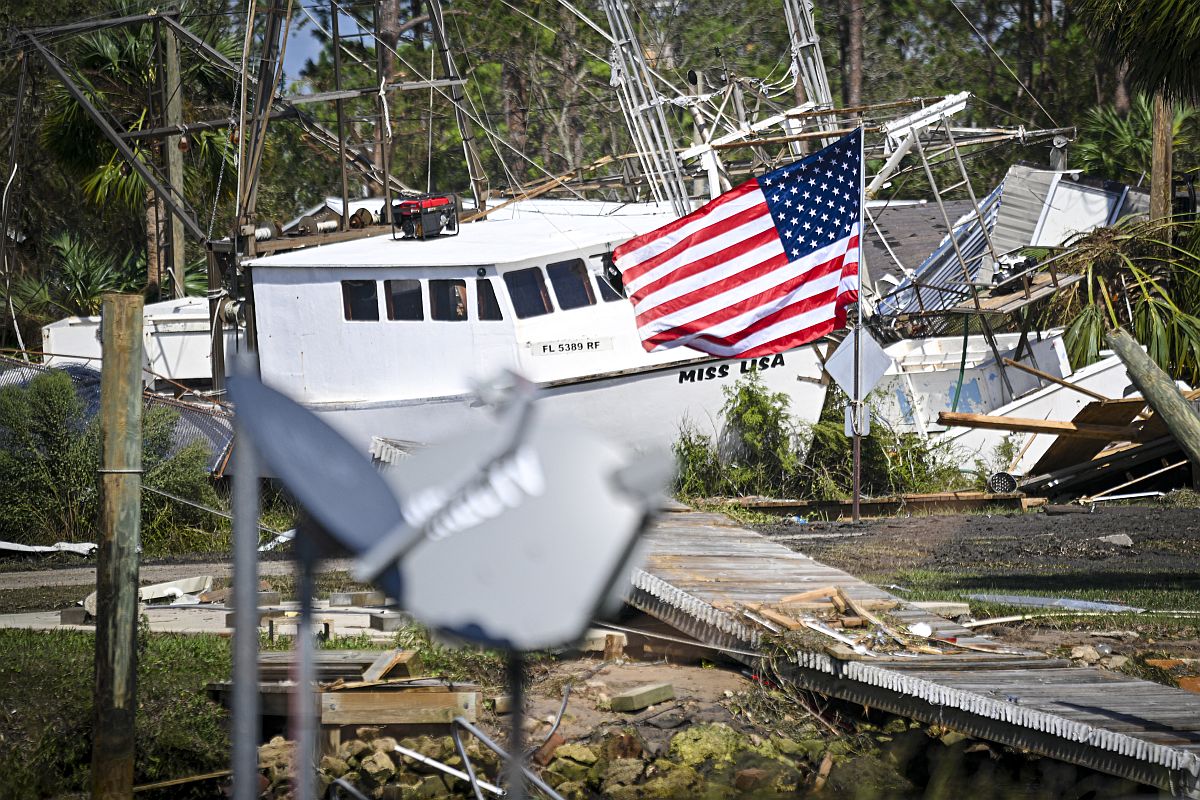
<box><xmin>852</xmin><ymin>126</ymin><xmax>864</xmax><ymax>524</ymax></box>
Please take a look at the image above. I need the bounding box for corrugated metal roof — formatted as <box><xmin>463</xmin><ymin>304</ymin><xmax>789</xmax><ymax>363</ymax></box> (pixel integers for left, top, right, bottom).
<box><xmin>990</xmin><ymin>165</ymin><xmax>1056</xmax><ymax>254</ymax></box>
<box><xmin>875</xmin><ymin>183</ymin><xmax>1004</xmax><ymax>317</ymax></box>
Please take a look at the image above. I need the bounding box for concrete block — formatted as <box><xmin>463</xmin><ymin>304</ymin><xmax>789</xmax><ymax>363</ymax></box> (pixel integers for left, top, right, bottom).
<box><xmin>610</xmin><ymin>682</ymin><xmax>674</xmax><ymax>712</ymax></box>
<box><xmin>224</xmin><ymin>609</ymin><xmax>283</xmax><ymax>628</ymax></box>
<box><xmin>329</xmin><ymin>590</ymin><xmax>386</xmax><ymax>607</ymax></box>
<box><xmin>60</xmin><ymin>607</ymin><xmax>92</xmax><ymax>625</ymax></box>
<box><xmin>579</xmin><ymin>628</ymin><xmax>627</xmax><ymax>653</ymax></box>
<box><xmin>369</xmin><ymin>611</ymin><xmax>412</xmax><ymax>632</ymax></box>
<box><xmin>256</xmin><ymin>591</ymin><xmax>282</xmax><ymax>607</ymax></box>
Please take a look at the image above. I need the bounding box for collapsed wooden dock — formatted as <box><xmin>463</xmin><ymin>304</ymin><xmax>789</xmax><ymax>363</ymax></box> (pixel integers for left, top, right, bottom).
<box><xmin>628</xmin><ymin>509</ymin><xmax>1200</xmax><ymax>797</ymax></box>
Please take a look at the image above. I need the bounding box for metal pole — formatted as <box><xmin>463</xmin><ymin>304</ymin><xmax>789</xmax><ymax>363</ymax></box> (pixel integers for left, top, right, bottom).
<box><xmin>293</xmin><ymin>528</ymin><xmax>318</xmax><ymax>800</ymax></box>
<box><xmin>428</xmin><ymin>0</ymin><xmax>489</xmax><ymax>213</ymax></box>
<box><xmin>912</xmin><ymin>131</ymin><xmax>1015</xmax><ymax>401</ymax></box>
<box><xmin>92</xmin><ymin>293</ymin><xmax>144</xmax><ymax>800</ymax></box>
<box><xmin>506</xmin><ymin>653</ymin><xmax>526</xmax><ymax>800</ymax></box>
<box><xmin>375</xmin><ymin>0</ymin><xmax>393</xmax><ymax>224</ymax></box>
<box><xmin>851</xmin><ymin>126</ymin><xmax>865</xmax><ymax>523</ymax></box>
<box><xmin>231</xmin><ymin>366</ymin><xmax>261</xmax><ymax>800</ymax></box>
<box><xmin>331</xmin><ymin>0</ymin><xmax>351</xmax><ymax>231</ymax></box>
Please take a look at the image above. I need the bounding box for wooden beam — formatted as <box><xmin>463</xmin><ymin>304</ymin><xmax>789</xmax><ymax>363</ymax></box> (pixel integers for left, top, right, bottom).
<box><xmin>320</xmin><ymin>690</ymin><xmax>478</xmax><ymax>725</ymax></box>
<box><xmin>937</xmin><ymin>411</ymin><xmax>1138</xmax><ymax>441</ymax></box>
<box><xmin>1001</xmin><ymin>359</ymin><xmax>1111</xmax><ymax>402</ymax></box>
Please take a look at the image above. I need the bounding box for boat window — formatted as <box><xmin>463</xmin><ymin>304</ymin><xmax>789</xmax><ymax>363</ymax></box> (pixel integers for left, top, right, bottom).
<box><xmin>384</xmin><ymin>279</ymin><xmax>423</xmax><ymax>320</ymax></box>
<box><xmin>546</xmin><ymin>258</ymin><xmax>596</xmax><ymax>310</ymax></box>
<box><xmin>503</xmin><ymin>267</ymin><xmax>553</xmax><ymax>319</ymax></box>
<box><xmin>477</xmin><ymin>278</ymin><xmax>503</xmax><ymax>321</ymax></box>
<box><xmin>429</xmin><ymin>279</ymin><xmax>468</xmax><ymax>321</ymax></box>
<box><xmin>341</xmin><ymin>280</ymin><xmax>379</xmax><ymax>321</ymax></box>
<box><xmin>595</xmin><ymin>274</ymin><xmax>623</xmax><ymax>302</ymax></box>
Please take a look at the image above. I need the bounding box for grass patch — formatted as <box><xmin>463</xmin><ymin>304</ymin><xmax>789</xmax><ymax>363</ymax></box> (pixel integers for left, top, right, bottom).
<box><xmin>0</xmin><ymin>628</ymin><xmax>230</xmax><ymax>799</ymax></box>
<box><xmin>866</xmin><ymin>568</ymin><xmax>1200</xmax><ymax>634</ymax></box>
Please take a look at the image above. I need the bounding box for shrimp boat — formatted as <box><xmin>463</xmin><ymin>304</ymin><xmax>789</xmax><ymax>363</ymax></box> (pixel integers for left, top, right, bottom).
<box><xmin>243</xmin><ymin>198</ymin><xmax>829</xmax><ymax>456</ymax></box>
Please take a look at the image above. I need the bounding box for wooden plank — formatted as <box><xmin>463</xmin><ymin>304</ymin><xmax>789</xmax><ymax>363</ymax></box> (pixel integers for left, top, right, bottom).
<box><xmin>362</xmin><ymin>650</ymin><xmax>421</xmax><ymax>682</ymax></box>
<box><xmin>938</xmin><ymin>411</ymin><xmax>1138</xmax><ymax>441</ymax></box>
<box><xmin>779</xmin><ymin>586</ymin><xmax>839</xmax><ymax>603</ymax></box>
<box><xmin>320</xmin><ymin>690</ymin><xmax>478</xmax><ymax>725</ymax></box>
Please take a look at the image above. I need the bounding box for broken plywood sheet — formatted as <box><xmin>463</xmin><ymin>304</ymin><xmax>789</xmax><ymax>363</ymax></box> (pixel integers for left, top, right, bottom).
<box><xmin>1026</xmin><ymin>398</ymin><xmax>1148</xmax><ymax>475</ymax></box>
<box><xmin>83</xmin><ymin>575</ymin><xmax>214</xmax><ymax>615</ymax></box>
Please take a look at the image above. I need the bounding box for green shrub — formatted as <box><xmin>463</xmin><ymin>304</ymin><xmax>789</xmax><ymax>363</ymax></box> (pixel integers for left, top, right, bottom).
<box><xmin>0</xmin><ymin>370</ymin><xmax>225</xmax><ymax>554</ymax></box>
<box><xmin>674</xmin><ymin>373</ymin><xmax>968</xmax><ymax>501</ymax></box>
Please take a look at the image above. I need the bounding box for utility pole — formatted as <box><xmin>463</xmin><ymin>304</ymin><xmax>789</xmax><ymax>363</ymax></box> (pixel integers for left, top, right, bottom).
<box><xmin>92</xmin><ymin>293</ymin><xmax>144</xmax><ymax>800</ymax></box>
<box><xmin>164</xmin><ymin>15</ymin><xmax>187</xmax><ymax>298</ymax></box>
<box><xmin>1150</xmin><ymin>90</ymin><xmax>1173</xmax><ymax>221</ymax></box>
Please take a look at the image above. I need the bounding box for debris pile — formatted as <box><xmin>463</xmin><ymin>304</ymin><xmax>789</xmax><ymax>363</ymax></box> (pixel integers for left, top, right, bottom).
<box><xmin>738</xmin><ymin>586</ymin><xmax>1011</xmax><ymax>659</ymax></box>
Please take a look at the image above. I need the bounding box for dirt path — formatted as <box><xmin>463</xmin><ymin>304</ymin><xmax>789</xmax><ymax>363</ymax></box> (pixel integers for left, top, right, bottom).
<box><xmin>0</xmin><ymin>557</ymin><xmax>354</xmax><ymax>590</ymax></box>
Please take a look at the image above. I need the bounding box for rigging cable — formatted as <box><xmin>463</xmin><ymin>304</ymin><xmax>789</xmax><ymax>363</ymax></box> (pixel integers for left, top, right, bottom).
<box><xmin>947</xmin><ymin>0</ymin><xmax>1058</xmax><ymax>127</ymax></box>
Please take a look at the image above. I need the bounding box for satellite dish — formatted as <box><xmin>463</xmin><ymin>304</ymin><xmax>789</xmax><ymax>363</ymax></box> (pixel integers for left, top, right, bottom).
<box><xmin>227</xmin><ymin>376</ymin><xmax>412</xmax><ymax>568</ymax></box>
<box><xmin>378</xmin><ymin>420</ymin><xmax>663</xmax><ymax>650</ymax></box>
<box><xmin>230</xmin><ymin>372</ymin><xmax>670</xmax><ymax>650</ymax></box>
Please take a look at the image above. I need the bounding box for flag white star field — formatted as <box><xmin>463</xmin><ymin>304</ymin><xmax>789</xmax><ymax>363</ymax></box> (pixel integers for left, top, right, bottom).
<box><xmin>614</xmin><ymin>128</ymin><xmax>861</xmax><ymax>357</ymax></box>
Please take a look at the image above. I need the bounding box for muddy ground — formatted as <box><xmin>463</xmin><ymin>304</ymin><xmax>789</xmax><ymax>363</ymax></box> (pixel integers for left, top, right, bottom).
<box><xmin>756</xmin><ymin>505</ymin><xmax>1200</xmax><ymax>577</ymax></box>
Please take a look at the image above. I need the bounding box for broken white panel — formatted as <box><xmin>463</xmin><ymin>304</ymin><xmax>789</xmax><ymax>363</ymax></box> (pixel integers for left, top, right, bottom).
<box><xmin>0</xmin><ymin>540</ymin><xmax>97</xmax><ymax>557</ymax></box>
<box><xmin>1031</xmin><ymin>175</ymin><xmax>1123</xmax><ymax>248</ymax></box>
<box><xmin>882</xmin><ymin>92</ymin><xmax>970</xmax><ymax>151</ymax></box>
<box><xmin>83</xmin><ymin>575</ymin><xmax>215</xmax><ymax>616</ymax></box>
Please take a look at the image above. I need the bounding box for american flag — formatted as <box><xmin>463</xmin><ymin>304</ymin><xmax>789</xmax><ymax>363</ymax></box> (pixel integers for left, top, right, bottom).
<box><xmin>614</xmin><ymin>128</ymin><xmax>862</xmax><ymax>357</ymax></box>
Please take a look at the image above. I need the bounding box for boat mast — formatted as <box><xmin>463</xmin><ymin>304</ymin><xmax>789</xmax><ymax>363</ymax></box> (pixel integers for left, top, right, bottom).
<box><xmin>427</xmin><ymin>0</ymin><xmax>490</xmax><ymax>214</ymax></box>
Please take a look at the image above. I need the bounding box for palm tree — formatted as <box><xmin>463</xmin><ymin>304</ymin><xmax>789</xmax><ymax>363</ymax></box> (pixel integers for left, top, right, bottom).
<box><xmin>1075</xmin><ymin>0</ymin><xmax>1200</xmax><ymax>105</ymax></box>
<box><xmin>39</xmin><ymin>6</ymin><xmax>237</xmax><ymax>298</ymax></box>
<box><xmin>1077</xmin><ymin>0</ymin><xmax>1200</xmax><ymax>219</ymax></box>
<box><xmin>1074</xmin><ymin>94</ymin><xmax>1197</xmax><ymax>183</ymax></box>
<box><xmin>1041</xmin><ymin>217</ymin><xmax>1200</xmax><ymax>384</ymax></box>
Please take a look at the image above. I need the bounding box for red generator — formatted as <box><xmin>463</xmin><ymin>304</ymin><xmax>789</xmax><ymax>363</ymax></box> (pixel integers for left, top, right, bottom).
<box><xmin>391</xmin><ymin>194</ymin><xmax>459</xmax><ymax>240</ymax></box>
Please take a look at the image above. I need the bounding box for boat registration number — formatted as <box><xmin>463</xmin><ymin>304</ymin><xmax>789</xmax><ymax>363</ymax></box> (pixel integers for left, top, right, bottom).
<box><xmin>530</xmin><ymin>337</ymin><xmax>613</xmax><ymax>356</ymax></box>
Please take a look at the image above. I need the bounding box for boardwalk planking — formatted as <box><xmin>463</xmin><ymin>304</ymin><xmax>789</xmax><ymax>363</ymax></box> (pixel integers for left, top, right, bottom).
<box><xmin>628</xmin><ymin>508</ymin><xmax>1200</xmax><ymax>797</ymax></box>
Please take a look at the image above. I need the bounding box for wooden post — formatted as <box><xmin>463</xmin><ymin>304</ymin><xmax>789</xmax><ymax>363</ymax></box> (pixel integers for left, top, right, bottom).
<box><xmin>1150</xmin><ymin>91</ymin><xmax>1173</xmax><ymax>221</ymax></box>
<box><xmin>92</xmin><ymin>293</ymin><xmax>144</xmax><ymax>799</ymax></box>
<box><xmin>163</xmin><ymin>16</ymin><xmax>187</xmax><ymax>298</ymax></box>
<box><xmin>1107</xmin><ymin>328</ymin><xmax>1200</xmax><ymax>481</ymax></box>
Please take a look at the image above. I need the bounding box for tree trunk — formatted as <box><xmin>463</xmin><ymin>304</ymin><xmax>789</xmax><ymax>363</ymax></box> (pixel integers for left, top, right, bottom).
<box><xmin>1150</xmin><ymin>90</ymin><xmax>1173</xmax><ymax>220</ymax></box>
<box><xmin>375</xmin><ymin>0</ymin><xmax>399</xmax><ymax>177</ymax></box>
<box><xmin>1114</xmin><ymin>61</ymin><xmax>1130</xmax><ymax>114</ymax></box>
<box><xmin>1107</xmin><ymin>327</ymin><xmax>1200</xmax><ymax>485</ymax></box>
<box><xmin>502</xmin><ymin>60</ymin><xmax>529</xmax><ymax>183</ymax></box>
<box><xmin>847</xmin><ymin>0</ymin><xmax>863</xmax><ymax>106</ymax></box>
<box><xmin>145</xmin><ymin>187</ymin><xmax>162</xmax><ymax>300</ymax></box>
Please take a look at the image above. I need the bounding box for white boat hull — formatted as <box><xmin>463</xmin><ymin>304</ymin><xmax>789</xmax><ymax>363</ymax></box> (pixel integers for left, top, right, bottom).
<box><xmin>308</xmin><ymin>349</ymin><xmax>829</xmax><ymax>457</ymax></box>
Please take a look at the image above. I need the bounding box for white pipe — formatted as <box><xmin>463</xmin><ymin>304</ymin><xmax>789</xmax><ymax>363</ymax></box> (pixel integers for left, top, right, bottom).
<box><xmin>393</xmin><ymin>745</ymin><xmax>506</xmax><ymax>796</ymax></box>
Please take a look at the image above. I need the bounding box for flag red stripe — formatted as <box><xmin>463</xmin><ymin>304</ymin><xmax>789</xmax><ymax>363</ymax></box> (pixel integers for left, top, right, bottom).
<box><xmin>621</xmin><ymin>199</ymin><xmax>770</xmax><ymax>287</ymax></box>
<box><xmin>636</xmin><ymin>235</ymin><xmax>857</xmax><ymax>330</ymax></box>
<box><xmin>614</xmin><ymin>179</ymin><xmax>760</xmax><ymax>266</ymax></box>
<box><xmin>643</xmin><ymin>278</ymin><xmax>841</xmax><ymax>351</ymax></box>
<box><xmin>631</xmin><ymin>227</ymin><xmax>782</xmax><ymax>311</ymax></box>
<box><xmin>715</xmin><ymin>317</ymin><xmax>840</xmax><ymax>359</ymax></box>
